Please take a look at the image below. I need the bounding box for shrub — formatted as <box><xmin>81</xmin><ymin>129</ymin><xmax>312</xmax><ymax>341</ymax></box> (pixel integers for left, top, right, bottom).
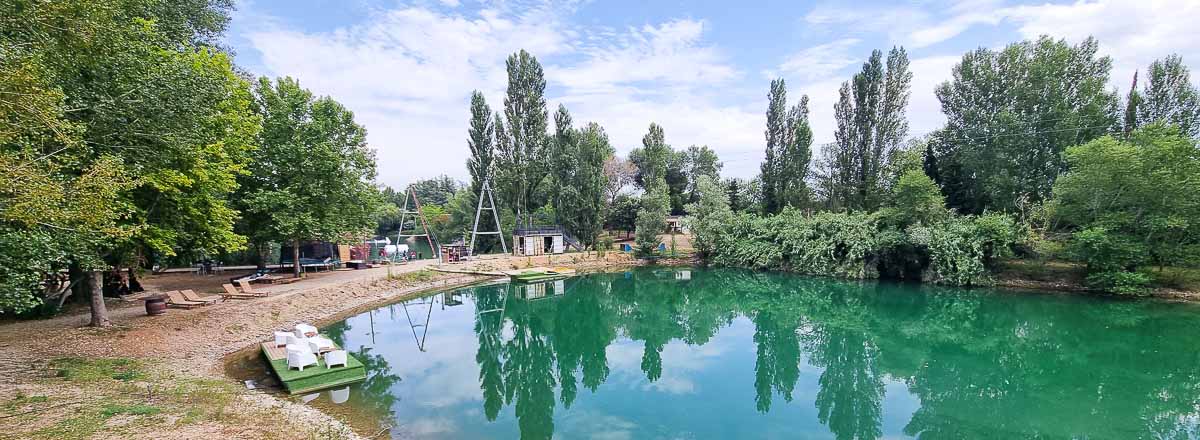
<box><xmin>1069</xmin><ymin>227</ymin><xmax>1150</xmax><ymax>294</ymax></box>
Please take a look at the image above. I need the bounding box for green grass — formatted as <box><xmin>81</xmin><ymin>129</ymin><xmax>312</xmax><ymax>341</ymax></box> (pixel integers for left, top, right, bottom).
<box><xmin>100</xmin><ymin>403</ymin><xmax>161</xmax><ymax>417</ymax></box>
<box><xmin>50</xmin><ymin>357</ymin><xmax>143</xmax><ymax>382</ymax></box>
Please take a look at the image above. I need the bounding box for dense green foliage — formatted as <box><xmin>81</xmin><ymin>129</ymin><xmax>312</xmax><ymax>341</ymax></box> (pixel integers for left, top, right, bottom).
<box><xmin>495</xmin><ymin>50</ymin><xmax>550</xmax><ymax>225</ymax></box>
<box><xmin>634</xmin><ymin>124</ymin><xmax>671</xmax><ymax>255</ymax></box>
<box><xmin>685</xmin><ymin>176</ymin><xmax>733</xmax><ymax>258</ymax></box>
<box><xmin>238</xmin><ymin>77</ymin><xmax>383</xmax><ymax>276</ymax></box>
<box><xmin>1051</xmin><ymin>126</ymin><xmax>1200</xmax><ymax>293</ymax></box>
<box><xmin>694</xmin><ymin>200</ymin><xmax>1017</xmax><ymax>286</ymax></box>
<box><xmin>931</xmin><ymin>36</ymin><xmax>1117</xmax><ymax>214</ymax></box>
<box><xmin>824</xmin><ymin>48</ymin><xmax>912</xmax><ymax>211</ymax></box>
<box><xmin>0</xmin><ymin>0</ymin><xmax>265</xmax><ymax>315</ymax></box>
<box><xmin>1134</xmin><ymin>55</ymin><xmax>1200</xmax><ymax>138</ymax></box>
<box><xmin>761</xmin><ymin>79</ymin><xmax>813</xmax><ymax>213</ymax></box>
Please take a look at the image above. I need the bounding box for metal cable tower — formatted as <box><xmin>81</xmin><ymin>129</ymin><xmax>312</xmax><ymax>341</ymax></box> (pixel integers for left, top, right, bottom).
<box><xmin>469</xmin><ymin>179</ymin><xmax>508</xmax><ymax>256</ymax></box>
<box><xmin>397</xmin><ymin>187</ymin><xmax>441</xmax><ymax>263</ymax></box>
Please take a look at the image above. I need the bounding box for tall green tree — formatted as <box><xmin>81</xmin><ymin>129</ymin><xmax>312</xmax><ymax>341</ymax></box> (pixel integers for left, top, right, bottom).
<box><xmin>686</xmin><ymin>175</ymin><xmax>733</xmax><ymax>258</ymax></box>
<box><xmin>239</xmin><ymin>77</ymin><xmax>383</xmax><ymax>278</ymax></box>
<box><xmin>548</xmin><ymin>104</ymin><xmax>577</xmax><ymax>221</ymax></box>
<box><xmin>684</xmin><ymin>145</ymin><xmax>722</xmax><ymax>205</ymax></box>
<box><xmin>762</xmin><ymin>79</ymin><xmax>788</xmax><ymax>214</ymax></box>
<box><xmin>761</xmin><ymin>79</ymin><xmax>814</xmax><ymax>213</ymax></box>
<box><xmin>1</xmin><ymin>0</ymin><xmax>255</xmax><ymax>324</ymax></box>
<box><xmin>467</xmin><ymin>91</ymin><xmax>496</xmax><ymax>196</ymax></box>
<box><xmin>560</xmin><ymin>123</ymin><xmax>613</xmax><ymax>249</ymax></box>
<box><xmin>495</xmin><ymin>50</ymin><xmax>550</xmax><ymax>226</ymax></box>
<box><xmin>828</xmin><ymin>48</ymin><xmax>911</xmax><ymax>211</ymax></box>
<box><xmin>635</xmin><ymin>124</ymin><xmax>671</xmax><ymax>255</ymax></box>
<box><xmin>933</xmin><ymin>36</ymin><xmax>1117</xmax><ymax>213</ymax></box>
<box><xmin>1136</xmin><ymin>55</ymin><xmax>1200</xmax><ymax>138</ymax></box>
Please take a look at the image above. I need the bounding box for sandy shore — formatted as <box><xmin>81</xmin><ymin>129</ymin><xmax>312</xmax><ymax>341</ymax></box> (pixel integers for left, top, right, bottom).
<box><xmin>0</xmin><ymin>252</ymin><xmax>637</xmax><ymax>439</ymax></box>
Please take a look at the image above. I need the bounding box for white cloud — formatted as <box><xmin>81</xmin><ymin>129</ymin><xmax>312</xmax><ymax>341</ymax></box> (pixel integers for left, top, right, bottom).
<box><xmin>1000</xmin><ymin>0</ymin><xmax>1200</xmax><ymax>90</ymax></box>
<box><xmin>242</xmin><ymin>7</ymin><xmax>765</xmax><ymax>185</ymax></box>
<box><xmin>551</xmin><ymin>19</ymin><xmax>739</xmax><ymax>93</ymax></box>
<box><xmin>243</xmin><ymin>5</ymin><xmax>571</xmax><ymax>187</ymax></box>
<box><xmin>770</xmin><ymin>38</ymin><xmax>862</xmax><ymax>82</ymax></box>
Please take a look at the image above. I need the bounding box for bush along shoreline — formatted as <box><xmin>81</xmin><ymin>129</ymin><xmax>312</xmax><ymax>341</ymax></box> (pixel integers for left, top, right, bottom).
<box><xmin>696</xmin><ymin>209</ymin><xmax>1018</xmax><ymax>287</ymax></box>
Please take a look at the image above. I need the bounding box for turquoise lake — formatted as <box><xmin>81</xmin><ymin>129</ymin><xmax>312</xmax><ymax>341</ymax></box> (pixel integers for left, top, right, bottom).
<box><xmin>299</xmin><ymin>267</ymin><xmax>1200</xmax><ymax>439</ymax></box>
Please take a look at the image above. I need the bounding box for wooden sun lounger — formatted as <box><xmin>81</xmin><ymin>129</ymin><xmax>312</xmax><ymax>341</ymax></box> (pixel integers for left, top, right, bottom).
<box><xmin>180</xmin><ymin>289</ymin><xmax>221</xmax><ymax>304</ymax></box>
<box><xmin>164</xmin><ymin>290</ymin><xmax>205</xmax><ymax>309</ymax></box>
<box><xmin>222</xmin><ymin>283</ymin><xmax>262</xmax><ymax>300</ymax></box>
<box><xmin>237</xmin><ymin>279</ymin><xmax>263</xmax><ymax>295</ymax></box>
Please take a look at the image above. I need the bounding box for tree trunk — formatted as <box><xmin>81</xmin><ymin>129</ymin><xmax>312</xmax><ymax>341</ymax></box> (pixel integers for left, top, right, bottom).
<box><xmin>292</xmin><ymin>239</ymin><xmax>301</xmax><ymax>278</ymax></box>
<box><xmin>255</xmin><ymin>242</ymin><xmax>267</xmax><ymax>271</ymax></box>
<box><xmin>88</xmin><ymin>271</ymin><xmax>110</xmax><ymax>327</ymax></box>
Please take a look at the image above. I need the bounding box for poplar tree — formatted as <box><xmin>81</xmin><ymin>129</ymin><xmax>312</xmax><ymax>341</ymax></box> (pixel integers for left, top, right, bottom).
<box><xmin>495</xmin><ymin>50</ymin><xmax>550</xmax><ymax>226</ymax></box>
<box><xmin>761</xmin><ymin>79</ymin><xmax>814</xmax><ymax>213</ymax></box>
<box><xmin>467</xmin><ymin>91</ymin><xmax>495</xmax><ymax>196</ymax></box>
<box><xmin>762</xmin><ymin>79</ymin><xmax>787</xmax><ymax>214</ymax></box>
<box><xmin>828</xmin><ymin>48</ymin><xmax>911</xmax><ymax>211</ymax></box>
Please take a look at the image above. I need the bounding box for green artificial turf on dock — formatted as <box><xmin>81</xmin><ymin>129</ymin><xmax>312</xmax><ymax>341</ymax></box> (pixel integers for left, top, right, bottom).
<box><xmin>260</xmin><ymin>342</ymin><xmax>366</xmax><ymax>394</ymax></box>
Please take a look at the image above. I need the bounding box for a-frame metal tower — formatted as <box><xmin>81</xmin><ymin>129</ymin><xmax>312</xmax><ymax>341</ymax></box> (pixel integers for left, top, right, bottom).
<box><xmin>469</xmin><ymin>179</ymin><xmax>507</xmax><ymax>256</ymax></box>
<box><xmin>397</xmin><ymin>187</ymin><xmax>441</xmax><ymax>263</ymax></box>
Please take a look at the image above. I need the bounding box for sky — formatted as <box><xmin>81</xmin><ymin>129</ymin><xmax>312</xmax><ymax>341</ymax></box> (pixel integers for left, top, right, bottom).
<box><xmin>224</xmin><ymin>0</ymin><xmax>1200</xmax><ymax>188</ymax></box>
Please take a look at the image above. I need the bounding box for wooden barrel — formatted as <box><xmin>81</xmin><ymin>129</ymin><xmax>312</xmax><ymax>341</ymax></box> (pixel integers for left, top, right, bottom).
<box><xmin>144</xmin><ymin>296</ymin><xmax>167</xmax><ymax>315</ymax></box>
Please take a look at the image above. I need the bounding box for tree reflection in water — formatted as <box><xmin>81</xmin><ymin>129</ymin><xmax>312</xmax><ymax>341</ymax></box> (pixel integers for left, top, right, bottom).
<box><xmin>358</xmin><ymin>267</ymin><xmax>1200</xmax><ymax>440</ymax></box>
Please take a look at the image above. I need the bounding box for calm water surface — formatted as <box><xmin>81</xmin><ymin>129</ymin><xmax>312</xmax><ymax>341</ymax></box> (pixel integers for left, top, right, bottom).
<box><xmin>299</xmin><ymin>267</ymin><xmax>1200</xmax><ymax>439</ymax></box>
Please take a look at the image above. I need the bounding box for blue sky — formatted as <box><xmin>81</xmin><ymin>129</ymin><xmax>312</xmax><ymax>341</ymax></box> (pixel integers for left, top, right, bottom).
<box><xmin>225</xmin><ymin>0</ymin><xmax>1200</xmax><ymax>187</ymax></box>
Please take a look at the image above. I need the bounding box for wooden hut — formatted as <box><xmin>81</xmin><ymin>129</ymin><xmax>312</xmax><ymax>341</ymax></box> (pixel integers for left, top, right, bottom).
<box><xmin>513</xmin><ymin>226</ymin><xmax>566</xmax><ymax>256</ymax></box>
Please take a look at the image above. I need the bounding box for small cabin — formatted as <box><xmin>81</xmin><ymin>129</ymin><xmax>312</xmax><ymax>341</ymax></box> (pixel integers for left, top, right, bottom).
<box><xmin>665</xmin><ymin>215</ymin><xmax>687</xmax><ymax>233</ymax></box>
<box><xmin>513</xmin><ymin>226</ymin><xmax>565</xmax><ymax>256</ymax></box>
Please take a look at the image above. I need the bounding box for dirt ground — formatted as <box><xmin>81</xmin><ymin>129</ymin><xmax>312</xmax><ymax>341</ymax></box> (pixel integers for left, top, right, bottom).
<box><xmin>0</xmin><ymin>252</ymin><xmax>637</xmax><ymax>440</ymax></box>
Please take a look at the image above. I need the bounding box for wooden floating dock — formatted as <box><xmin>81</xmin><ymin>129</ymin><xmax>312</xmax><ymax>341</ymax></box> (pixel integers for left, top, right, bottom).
<box><xmin>261</xmin><ymin>341</ymin><xmax>366</xmax><ymax>394</ymax></box>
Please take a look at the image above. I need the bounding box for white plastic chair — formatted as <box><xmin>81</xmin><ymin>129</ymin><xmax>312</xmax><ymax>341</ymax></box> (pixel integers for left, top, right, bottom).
<box><xmin>308</xmin><ymin>336</ymin><xmax>335</xmax><ymax>354</ymax></box>
<box><xmin>324</xmin><ymin>350</ymin><xmax>348</xmax><ymax>368</ymax></box>
<box><xmin>330</xmin><ymin>387</ymin><xmax>349</xmax><ymax>404</ymax></box>
<box><xmin>294</xmin><ymin>323</ymin><xmax>318</xmax><ymax>338</ymax></box>
<box><xmin>283</xmin><ymin>335</ymin><xmax>308</xmax><ymax>349</ymax></box>
<box><xmin>287</xmin><ymin>349</ymin><xmax>318</xmax><ymax>371</ymax></box>
<box><xmin>273</xmin><ymin>331</ymin><xmax>293</xmax><ymax>347</ymax></box>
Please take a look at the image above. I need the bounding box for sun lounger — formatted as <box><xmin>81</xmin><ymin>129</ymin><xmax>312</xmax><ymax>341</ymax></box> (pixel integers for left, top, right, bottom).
<box><xmin>237</xmin><ymin>279</ymin><xmax>258</xmax><ymax>294</ymax></box>
<box><xmin>221</xmin><ymin>283</ymin><xmax>263</xmax><ymax>299</ymax></box>
<box><xmin>180</xmin><ymin>289</ymin><xmax>220</xmax><ymax>304</ymax></box>
<box><xmin>163</xmin><ymin>290</ymin><xmax>205</xmax><ymax>309</ymax></box>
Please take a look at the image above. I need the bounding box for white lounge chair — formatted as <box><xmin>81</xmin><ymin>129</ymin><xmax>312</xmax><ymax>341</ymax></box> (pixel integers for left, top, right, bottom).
<box><xmin>324</xmin><ymin>350</ymin><xmax>348</xmax><ymax>368</ymax></box>
<box><xmin>294</xmin><ymin>323</ymin><xmax>318</xmax><ymax>338</ymax></box>
<box><xmin>274</xmin><ymin>331</ymin><xmax>293</xmax><ymax>347</ymax></box>
<box><xmin>300</xmin><ymin>393</ymin><xmax>320</xmax><ymax>403</ymax></box>
<box><xmin>330</xmin><ymin>386</ymin><xmax>349</xmax><ymax>404</ymax></box>
<box><xmin>308</xmin><ymin>336</ymin><xmax>335</xmax><ymax>354</ymax></box>
<box><xmin>287</xmin><ymin>349</ymin><xmax>318</xmax><ymax>371</ymax></box>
